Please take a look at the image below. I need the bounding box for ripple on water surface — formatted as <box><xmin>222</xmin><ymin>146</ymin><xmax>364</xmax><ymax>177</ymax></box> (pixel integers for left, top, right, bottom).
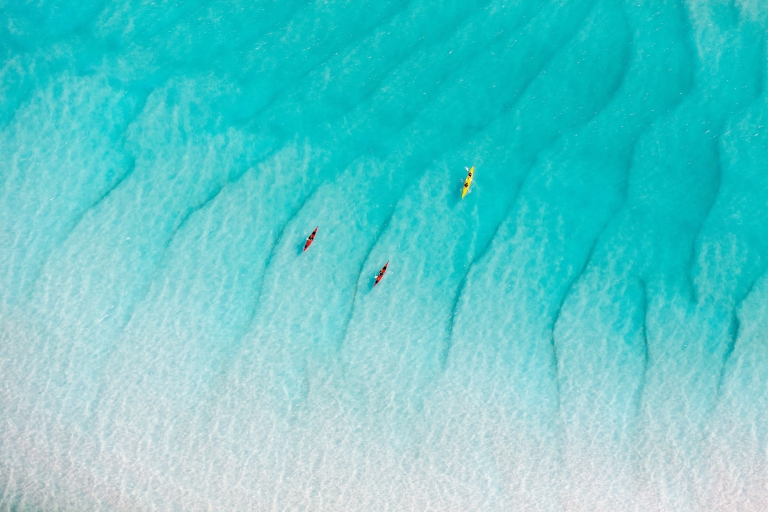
<box><xmin>1</xmin><ymin>0</ymin><xmax>768</xmax><ymax>510</ymax></box>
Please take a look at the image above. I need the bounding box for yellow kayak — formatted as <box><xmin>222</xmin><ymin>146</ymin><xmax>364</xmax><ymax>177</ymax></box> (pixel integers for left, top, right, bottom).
<box><xmin>461</xmin><ymin>166</ymin><xmax>474</xmax><ymax>198</ymax></box>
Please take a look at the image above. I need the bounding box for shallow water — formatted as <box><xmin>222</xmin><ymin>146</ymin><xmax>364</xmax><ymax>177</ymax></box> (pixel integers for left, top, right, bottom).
<box><xmin>1</xmin><ymin>0</ymin><xmax>767</xmax><ymax>510</ymax></box>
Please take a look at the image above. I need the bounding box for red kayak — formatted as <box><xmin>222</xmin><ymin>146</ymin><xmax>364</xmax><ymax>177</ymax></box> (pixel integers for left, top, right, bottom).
<box><xmin>374</xmin><ymin>261</ymin><xmax>389</xmax><ymax>287</ymax></box>
<box><xmin>303</xmin><ymin>226</ymin><xmax>318</xmax><ymax>251</ymax></box>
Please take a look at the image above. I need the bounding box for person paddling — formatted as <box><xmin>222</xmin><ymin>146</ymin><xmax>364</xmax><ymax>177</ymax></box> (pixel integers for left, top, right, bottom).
<box><xmin>374</xmin><ymin>261</ymin><xmax>389</xmax><ymax>287</ymax></box>
<box><xmin>462</xmin><ymin>166</ymin><xmax>474</xmax><ymax>198</ymax></box>
<box><xmin>303</xmin><ymin>226</ymin><xmax>318</xmax><ymax>252</ymax></box>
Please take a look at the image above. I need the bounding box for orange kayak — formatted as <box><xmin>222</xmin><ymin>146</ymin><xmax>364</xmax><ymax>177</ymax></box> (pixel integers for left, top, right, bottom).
<box><xmin>374</xmin><ymin>261</ymin><xmax>389</xmax><ymax>287</ymax></box>
<box><xmin>303</xmin><ymin>226</ymin><xmax>318</xmax><ymax>251</ymax></box>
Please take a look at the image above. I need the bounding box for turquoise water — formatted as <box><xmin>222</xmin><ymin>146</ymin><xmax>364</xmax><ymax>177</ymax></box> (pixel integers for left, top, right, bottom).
<box><xmin>1</xmin><ymin>0</ymin><xmax>767</xmax><ymax>510</ymax></box>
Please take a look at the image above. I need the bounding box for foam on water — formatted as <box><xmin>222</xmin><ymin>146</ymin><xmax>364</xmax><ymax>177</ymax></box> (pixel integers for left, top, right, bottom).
<box><xmin>1</xmin><ymin>0</ymin><xmax>768</xmax><ymax>510</ymax></box>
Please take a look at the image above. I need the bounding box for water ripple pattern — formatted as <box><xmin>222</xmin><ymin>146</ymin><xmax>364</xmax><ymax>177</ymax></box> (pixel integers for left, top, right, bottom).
<box><xmin>1</xmin><ymin>0</ymin><xmax>767</xmax><ymax>510</ymax></box>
